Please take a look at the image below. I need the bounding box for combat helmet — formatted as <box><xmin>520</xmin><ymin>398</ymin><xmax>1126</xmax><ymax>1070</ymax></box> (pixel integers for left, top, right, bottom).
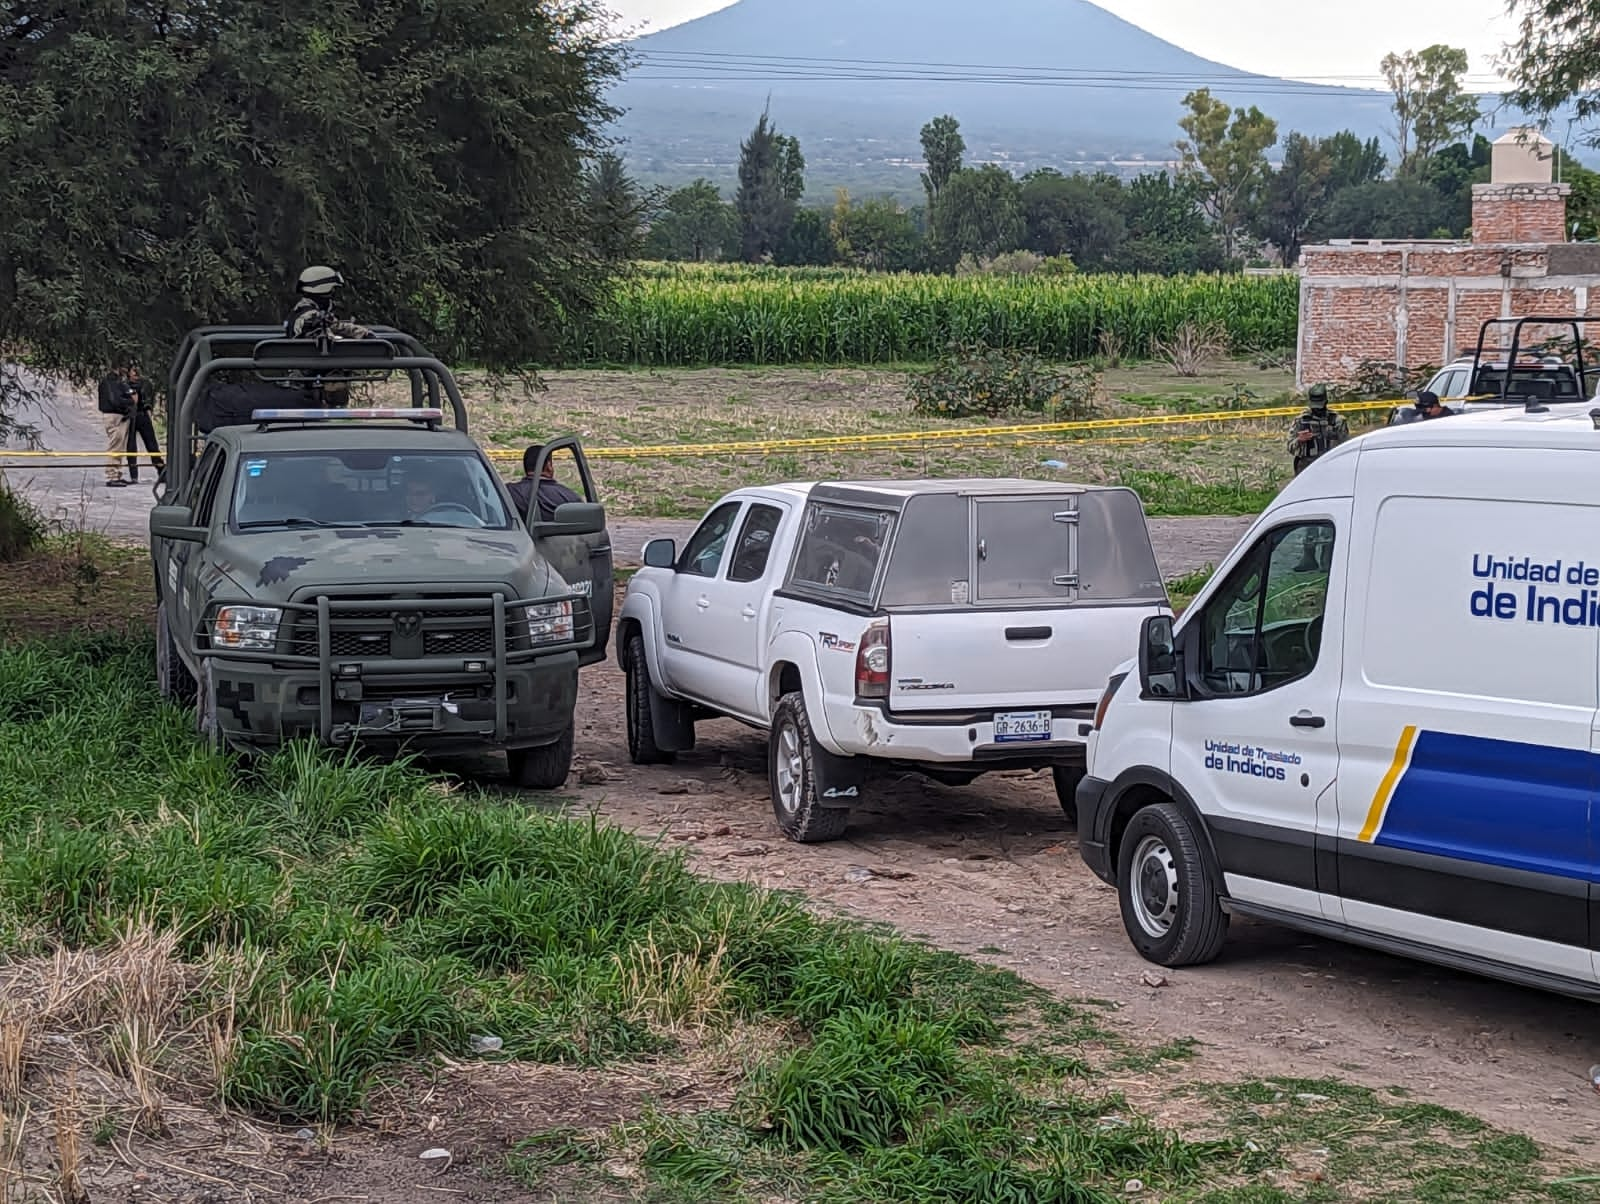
<box><xmin>296</xmin><ymin>265</ymin><xmax>345</xmax><ymax>300</ymax></box>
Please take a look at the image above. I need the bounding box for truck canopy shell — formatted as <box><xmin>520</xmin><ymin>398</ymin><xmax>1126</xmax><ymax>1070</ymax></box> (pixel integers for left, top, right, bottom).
<box><xmin>784</xmin><ymin>479</ymin><xmax>1166</xmax><ymax>611</ymax></box>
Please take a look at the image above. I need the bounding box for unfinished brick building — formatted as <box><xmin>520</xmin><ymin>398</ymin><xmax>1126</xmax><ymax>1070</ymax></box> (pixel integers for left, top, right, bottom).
<box><xmin>1295</xmin><ymin>128</ymin><xmax>1600</xmax><ymax>392</ymax></box>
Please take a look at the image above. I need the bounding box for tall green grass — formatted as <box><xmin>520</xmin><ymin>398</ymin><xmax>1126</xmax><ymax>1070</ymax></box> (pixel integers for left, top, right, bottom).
<box><xmin>0</xmin><ymin>631</ymin><xmax>1033</xmax><ymax>1127</ymax></box>
<box><xmin>560</xmin><ymin>268</ymin><xmax>1299</xmax><ymax>367</ymax></box>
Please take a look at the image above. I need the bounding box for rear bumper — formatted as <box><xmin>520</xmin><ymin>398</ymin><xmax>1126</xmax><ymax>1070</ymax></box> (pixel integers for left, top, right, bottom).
<box><xmin>1076</xmin><ymin>773</ymin><xmax>1115</xmax><ymax>883</ymax></box>
<box><xmin>833</xmin><ymin>701</ymin><xmax>1096</xmax><ymax>766</ymax></box>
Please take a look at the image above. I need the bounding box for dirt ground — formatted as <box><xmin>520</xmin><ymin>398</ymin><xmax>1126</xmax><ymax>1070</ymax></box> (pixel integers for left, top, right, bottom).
<box><xmin>559</xmin><ymin>653</ymin><xmax>1600</xmax><ymax>1164</ymax></box>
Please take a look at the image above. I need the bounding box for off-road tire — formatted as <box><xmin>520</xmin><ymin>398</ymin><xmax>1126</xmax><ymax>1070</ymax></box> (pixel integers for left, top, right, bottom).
<box><xmin>509</xmin><ymin>722</ymin><xmax>575</xmax><ymax>790</ymax></box>
<box><xmin>624</xmin><ymin>633</ymin><xmax>675</xmax><ymax>765</ymax></box>
<box><xmin>768</xmin><ymin>691</ymin><xmax>849</xmax><ymax>843</ymax></box>
<box><xmin>157</xmin><ymin>606</ymin><xmax>197</xmax><ymax>705</ymax></box>
<box><xmin>1051</xmin><ymin>765</ymin><xmax>1086</xmax><ymax>825</ymax></box>
<box><xmin>1115</xmin><ymin>802</ymin><xmax>1228</xmax><ymax>967</ymax></box>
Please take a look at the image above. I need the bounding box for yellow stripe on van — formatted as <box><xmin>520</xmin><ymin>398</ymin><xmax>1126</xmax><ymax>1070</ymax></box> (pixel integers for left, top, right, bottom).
<box><xmin>1358</xmin><ymin>726</ymin><xmax>1418</xmax><ymax>843</ymax></box>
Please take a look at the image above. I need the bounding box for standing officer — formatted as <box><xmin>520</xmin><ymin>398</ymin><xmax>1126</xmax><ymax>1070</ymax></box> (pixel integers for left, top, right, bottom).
<box><xmin>1287</xmin><ymin>384</ymin><xmax>1350</xmax><ymax>476</ymax></box>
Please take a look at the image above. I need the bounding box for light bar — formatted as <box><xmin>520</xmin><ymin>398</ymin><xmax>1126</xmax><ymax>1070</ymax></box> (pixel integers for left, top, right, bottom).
<box><xmin>250</xmin><ymin>407</ymin><xmax>443</xmax><ymax>422</ymax></box>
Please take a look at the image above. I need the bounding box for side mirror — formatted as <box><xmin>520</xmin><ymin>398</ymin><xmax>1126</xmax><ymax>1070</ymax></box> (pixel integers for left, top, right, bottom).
<box><xmin>150</xmin><ymin>504</ymin><xmax>207</xmax><ymax>543</ymax></box>
<box><xmin>531</xmin><ymin>501</ymin><xmax>606</xmax><ymax>539</ymax></box>
<box><xmin>642</xmin><ymin>538</ymin><xmax>677</xmax><ymax>569</ymax></box>
<box><xmin>1138</xmin><ymin>614</ymin><xmax>1182</xmax><ymax>699</ymax></box>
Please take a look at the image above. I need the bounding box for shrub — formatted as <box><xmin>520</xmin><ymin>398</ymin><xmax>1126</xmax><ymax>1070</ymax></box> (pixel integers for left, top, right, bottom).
<box><xmin>907</xmin><ymin>341</ymin><xmax>1101</xmax><ymax>420</ymax></box>
<box><xmin>0</xmin><ymin>482</ymin><xmax>45</xmax><ymax>562</ymax></box>
<box><xmin>1154</xmin><ymin>320</ymin><xmax>1230</xmax><ymax>376</ymax></box>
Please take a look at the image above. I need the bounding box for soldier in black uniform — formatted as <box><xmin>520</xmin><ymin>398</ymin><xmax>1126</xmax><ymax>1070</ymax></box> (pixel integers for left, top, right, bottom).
<box><xmin>1287</xmin><ymin>384</ymin><xmax>1350</xmax><ymax>475</ymax></box>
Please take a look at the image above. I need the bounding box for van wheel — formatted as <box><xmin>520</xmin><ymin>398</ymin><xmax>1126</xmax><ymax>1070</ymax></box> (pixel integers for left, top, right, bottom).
<box><xmin>157</xmin><ymin>607</ymin><xmax>196</xmax><ymax>705</ymax></box>
<box><xmin>1116</xmin><ymin>802</ymin><xmax>1228</xmax><ymax>967</ymax></box>
<box><xmin>509</xmin><ymin>722</ymin><xmax>575</xmax><ymax>791</ymax></box>
<box><xmin>624</xmin><ymin>634</ymin><xmax>675</xmax><ymax>765</ymax></box>
<box><xmin>1051</xmin><ymin>765</ymin><xmax>1085</xmax><ymax>825</ymax></box>
<box><xmin>769</xmin><ymin>692</ymin><xmax>849</xmax><ymax>843</ymax></box>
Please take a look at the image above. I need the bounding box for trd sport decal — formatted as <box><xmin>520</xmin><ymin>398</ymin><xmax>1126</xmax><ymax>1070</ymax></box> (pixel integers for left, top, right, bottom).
<box><xmin>819</xmin><ymin>632</ymin><xmax>857</xmax><ymax>652</ymax></box>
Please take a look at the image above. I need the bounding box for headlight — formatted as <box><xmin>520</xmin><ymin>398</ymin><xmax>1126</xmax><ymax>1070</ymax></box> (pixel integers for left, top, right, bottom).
<box><xmin>525</xmin><ymin>600</ymin><xmax>574</xmax><ymax>646</ymax></box>
<box><xmin>212</xmin><ymin>605</ymin><xmax>281</xmax><ymax>651</ymax></box>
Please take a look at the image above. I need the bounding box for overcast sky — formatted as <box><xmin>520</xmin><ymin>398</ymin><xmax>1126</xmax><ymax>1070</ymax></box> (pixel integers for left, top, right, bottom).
<box><xmin>608</xmin><ymin>0</ymin><xmax>1519</xmax><ymax>85</ymax></box>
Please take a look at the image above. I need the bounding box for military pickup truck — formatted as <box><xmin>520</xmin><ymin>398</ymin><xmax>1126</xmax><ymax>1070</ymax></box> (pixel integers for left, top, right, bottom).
<box><xmin>149</xmin><ymin>324</ymin><xmax>612</xmax><ymax>788</ymax></box>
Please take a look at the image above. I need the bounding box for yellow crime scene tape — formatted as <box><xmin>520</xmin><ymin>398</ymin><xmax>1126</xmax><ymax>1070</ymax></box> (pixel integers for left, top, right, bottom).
<box><xmin>0</xmin><ymin>394</ymin><xmax>1462</xmax><ymax>466</ymax></box>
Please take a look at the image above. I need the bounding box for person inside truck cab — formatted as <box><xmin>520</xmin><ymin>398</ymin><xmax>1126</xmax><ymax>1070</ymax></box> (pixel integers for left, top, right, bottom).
<box><xmin>1416</xmin><ymin>390</ymin><xmax>1450</xmax><ymax>419</ymax></box>
<box><xmin>507</xmin><ymin>444</ymin><xmax>582</xmax><ymax>522</ymax></box>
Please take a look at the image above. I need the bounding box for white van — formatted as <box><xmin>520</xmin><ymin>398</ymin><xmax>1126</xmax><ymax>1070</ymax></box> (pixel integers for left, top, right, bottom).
<box><xmin>1077</xmin><ymin>401</ymin><xmax>1600</xmax><ymax>1000</ymax></box>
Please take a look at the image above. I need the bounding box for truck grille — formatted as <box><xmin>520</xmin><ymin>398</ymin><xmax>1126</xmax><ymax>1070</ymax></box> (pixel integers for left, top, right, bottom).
<box><xmin>286</xmin><ymin>595</ymin><xmax>521</xmax><ymax>660</ymax></box>
<box><xmin>283</xmin><ymin>592</ymin><xmax>592</xmax><ymax>660</ymax></box>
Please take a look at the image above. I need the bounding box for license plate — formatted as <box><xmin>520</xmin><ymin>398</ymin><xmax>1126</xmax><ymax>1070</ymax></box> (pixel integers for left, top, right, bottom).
<box><xmin>993</xmin><ymin>710</ymin><xmax>1052</xmax><ymax>743</ymax></box>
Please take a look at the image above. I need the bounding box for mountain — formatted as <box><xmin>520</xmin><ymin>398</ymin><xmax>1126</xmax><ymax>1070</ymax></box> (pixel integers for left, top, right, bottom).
<box><xmin>606</xmin><ymin>0</ymin><xmax>1414</xmax><ymax>196</ymax></box>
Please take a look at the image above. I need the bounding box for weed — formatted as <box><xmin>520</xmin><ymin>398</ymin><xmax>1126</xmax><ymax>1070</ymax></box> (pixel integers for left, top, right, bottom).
<box><xmin>1155</xmin><ymin>321</ymin><xmax>1230</xmax><ymax>376</ymax></box>
<box><xmin>908</xmin><ymin>341</ymin><xmax>1101</xmax><ymax>420</ymax></box>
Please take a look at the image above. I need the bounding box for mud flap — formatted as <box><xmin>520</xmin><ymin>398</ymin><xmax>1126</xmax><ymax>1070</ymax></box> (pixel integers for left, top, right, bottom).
<box><xmin>810</xmin><ymin>743</ymin><xmax>865</xmax><ymax>809</ymax></box>
<box><xmin>646</xmin><ymin>685</ymin><xmax>698</xmax><ymax>753</ymax></box>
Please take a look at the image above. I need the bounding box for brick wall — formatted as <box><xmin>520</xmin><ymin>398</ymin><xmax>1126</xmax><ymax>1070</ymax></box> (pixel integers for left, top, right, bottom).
<box><xmin>1471</xmin><ymin>184</ymin><xmax>1571</xmax><ymax>243</ymax></box>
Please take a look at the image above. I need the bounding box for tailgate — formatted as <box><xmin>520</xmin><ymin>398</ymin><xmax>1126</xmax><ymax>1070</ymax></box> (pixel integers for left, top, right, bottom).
<box><xmin>886</xmin><ymin>605</ymin><xmax>1159</xmax><ymax>712</ymax></box>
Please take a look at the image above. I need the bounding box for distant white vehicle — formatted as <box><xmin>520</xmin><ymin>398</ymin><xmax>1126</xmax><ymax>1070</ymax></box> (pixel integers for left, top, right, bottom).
<box><xmin>616</xmin><ymin>478</ymin><xmax>1170</xmax><ymax>842</ymax></box>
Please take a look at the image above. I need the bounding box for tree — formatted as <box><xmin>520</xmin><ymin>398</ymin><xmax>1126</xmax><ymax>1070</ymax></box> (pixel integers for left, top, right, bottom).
<box><xmin>1380</xmin><ymin>46</ymin><xmax>1480</xmax><ymax>173</ymax></box>
<box><xmin>1504</xmin><ymin>0</ymin><xmax>1600</xmax><ymax>136</ymax></box>
<box><xmin>776</xmin><ymin>207</ymin><xmax>836</xmax><ymax>266</ymax></box>
<box><xmin>929</xmin><ymin>166</ymin><xmax>1025</xmax><ymax>267</ymax></box>
<box><xmin>777</xmin><ymin>135</ymin><xmax>807</xmax><ymax>203</ymax></box>
<box><xmin>1116</xmin><ymin>172</ymin><xmax>1226</xmax><ymax>274</ymax></box>
<box><xmin>1322</xmin><ymin>130</ymin><xmax>1389</xmax><ymax>194</ymax></box>
<box><xmin>1312</xmin><ymin>179</ymin><xmax>1453</xmax><ymax>242</ymax></box>
<box><xmin>0</xmin><ymin>0</ymin><xmax>629</xmax><ymax>416</ymax></box>
<box><xmin>586</xmin><ymin>153</ymin><xmax>652</xmax><ymax>263</ymax></box>
<box><xmin>644</xmin><ymin>180</ymin><xmax>738</xmax><ymax>262</ymax></box>
<box><xmin>919</xmin><ymin>115</ymin><xmax>966</xmax><ymax>207</ymax></box>
<box><xmin>735</xmin><ymin>108</ymin><xmax>800</xmax><ymax>261</ymax></box>
<box><xmin>832</xmin><ymin>195</ymin><xmax>921</xmax><ymax>271</ymax></box>
<box><xmin>1176</xmin><ymin>89</ymin><xmax>1279</xmax><ymax>261</ymax></box>
<box><xmin>1019</xmin><ymin>169</ymin><xmax>1127</xmax><ymax>270</ymax></box>
<box><xmin>1252</xmin><ymin>132</ymin><xmax>1332</xmax><ymax>266</ymax></box>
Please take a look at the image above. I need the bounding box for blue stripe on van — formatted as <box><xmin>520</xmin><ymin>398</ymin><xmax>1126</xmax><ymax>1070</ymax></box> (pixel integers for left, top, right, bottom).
<box><xmin>1373</xmin><ymin>730</ymin><xmax>1597</xmax><ymax>883</ymax></box>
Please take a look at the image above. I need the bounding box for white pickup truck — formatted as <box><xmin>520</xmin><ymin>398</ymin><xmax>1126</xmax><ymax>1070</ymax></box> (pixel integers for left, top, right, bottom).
<box><xmin>616</xmin><ymin>478</ymin><xmax>1170</xmax><ymax>842</ymax></box>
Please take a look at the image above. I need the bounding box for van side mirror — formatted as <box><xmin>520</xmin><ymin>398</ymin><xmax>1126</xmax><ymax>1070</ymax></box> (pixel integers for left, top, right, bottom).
<box><xmin>642</xmin><ymin>538</ymin><xmax>677</xmax><ymax>569</ymax></box>
<box><xmin>1138</xmin><ymin>614</ymin><xmax>1183</xmax><ymax>699</ymax></box>
<box><xmin>150</xmin><ymin>504</ymin><xmax>206</xmax><ymax>543</ymax></box>
<box><xmin>531</xmin><ymin>501</ymin><xmax>606</xmax><ymax>539</ymax></box>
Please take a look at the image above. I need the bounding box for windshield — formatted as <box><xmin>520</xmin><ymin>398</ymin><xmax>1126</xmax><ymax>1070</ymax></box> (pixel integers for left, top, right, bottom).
<box><xmin>229</xmin><ymin>449</ymin><xmax>512</xmax><ymax>531</ymax></box>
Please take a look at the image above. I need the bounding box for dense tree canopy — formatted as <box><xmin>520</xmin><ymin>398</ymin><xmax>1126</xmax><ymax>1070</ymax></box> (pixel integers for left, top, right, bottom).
<box><xmin>0</xmin><ymin>0</ymin><xmax>629</xmax><ymax>423</ymax></box>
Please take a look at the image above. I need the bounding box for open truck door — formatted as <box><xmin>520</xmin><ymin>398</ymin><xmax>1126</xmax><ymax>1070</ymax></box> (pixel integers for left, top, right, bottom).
<box><xmin>529</xmin><ymin>436</ymin><xmax>614</xmax><ymax>666</ymax></box>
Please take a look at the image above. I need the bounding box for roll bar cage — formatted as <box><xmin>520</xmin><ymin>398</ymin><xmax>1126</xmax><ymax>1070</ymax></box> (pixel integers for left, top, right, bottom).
<box><xmin>1469</xmin><ymin>316</ymin><xmax>1593</xmax><ymax>408</ymax></box>
<box><xmin>164</xmin><ymin>324</ymin><xmax>470</xmax><ymax>494</ymax></box>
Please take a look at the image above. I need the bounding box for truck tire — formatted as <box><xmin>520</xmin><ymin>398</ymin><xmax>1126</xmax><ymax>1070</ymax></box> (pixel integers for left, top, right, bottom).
<box><xmin>1051</xmin><ymin>765</ymin><xmax>1085</xmax><ymax>825</ymax></box>
<box><xmin>508</xmin><ymin>722</ymin><xmax>575</xmax><ymax>791</ymax></box>
<box><xmin>624</xmin><ymin>633</ymin><xmax>675</xmax><ymax>765</ymax></box>
<box><xmin>769</xmin><ymin>692</ymin><xmax>849</xmax><ymax>843</ymax></box>
<box><xmin>157</xmin><ymin>607</ymin><xmax>197</xmax><ymax>705</ymax></box>
<box><xmin>1115</xmin><ymin>802</ymin><xmax>1228</xmax><ymax>968</ymax></box>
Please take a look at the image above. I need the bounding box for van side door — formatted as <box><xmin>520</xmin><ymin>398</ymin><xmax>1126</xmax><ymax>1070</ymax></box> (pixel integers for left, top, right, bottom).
<box><xmin>528</xmin><ymin>437</ymin><xmax>613</xmax><ymax>665</ymax></box>
<box><xmin>1334</xmin><ymin>452</ymin><xmax>1597</xmax><ymax>987</ymax></box>
<box><xmin>1168</xmin><ymin>500</ymin><xmax>1351</xmax><ymax>924</ymax></box>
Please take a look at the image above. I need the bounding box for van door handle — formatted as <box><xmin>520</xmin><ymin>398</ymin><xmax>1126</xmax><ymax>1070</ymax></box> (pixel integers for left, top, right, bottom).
<box><xmin>1289</xmin><ymin>713</ymin><xmax>1325</xmax><ymax>728</ymax></box>
<box><xmin>741</xmin><ymin>605</ymin><xmax>757</xmax><ymax>619</ymax></box>
<box><xmin>696</xmin><ymin>596</ymin><xmax>711</xmax><ymax>610</ymax></box>
<box><xmin>1005</xmin><ymin>626</ymin><xmax>1051</xmax><ymax>641</ymax></box>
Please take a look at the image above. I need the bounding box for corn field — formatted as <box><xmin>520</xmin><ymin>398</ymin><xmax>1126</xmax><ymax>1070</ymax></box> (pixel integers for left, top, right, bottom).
<box><xmin>557</xmin><ymin>266</ymin><xmax>1299</xmax><ymax>366</ymax></box>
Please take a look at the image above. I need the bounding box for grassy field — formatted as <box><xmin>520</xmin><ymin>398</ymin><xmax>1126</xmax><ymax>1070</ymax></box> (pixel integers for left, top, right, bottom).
<box><xmin>0</xmin><ymin>552</ymin><xmax>1594</xmax><ymax>1202</ymax></box>
<box><xmin>445</xmin><ymin>358</ymin><xmax>1355</xmax><ymax>520</ymax></box>
<box><xmin>554</xmin><ymin>265</ymin><xmax>1299</xmax><ymax>367</ymax></box>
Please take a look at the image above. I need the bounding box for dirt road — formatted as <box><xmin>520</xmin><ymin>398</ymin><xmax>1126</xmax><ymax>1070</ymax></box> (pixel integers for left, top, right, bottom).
<box><xmin>559</xmin><ymin>654</ymin><xmax>1600</xmax><ymax>1160</ymax></box>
